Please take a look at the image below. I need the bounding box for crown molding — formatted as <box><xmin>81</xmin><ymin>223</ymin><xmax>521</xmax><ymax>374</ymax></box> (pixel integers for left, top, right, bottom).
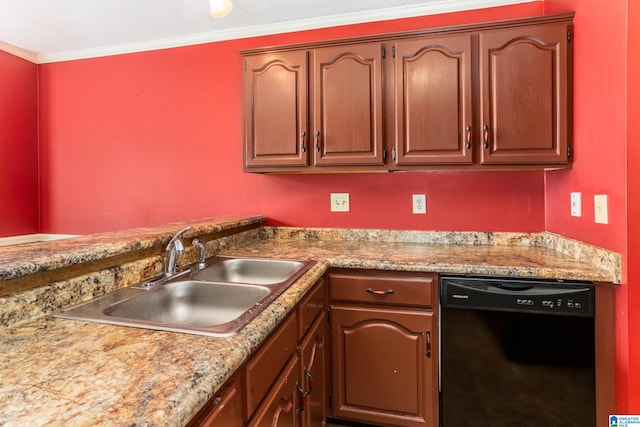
<box><xmin>23</xmin><ymin>0</ymin><xmax>537</xmax><ymax>63</ymax></box>
<box><xmin>0</xmin><ymin>41</ymin><xmax>38</xmax><ymax>63</ymax></box>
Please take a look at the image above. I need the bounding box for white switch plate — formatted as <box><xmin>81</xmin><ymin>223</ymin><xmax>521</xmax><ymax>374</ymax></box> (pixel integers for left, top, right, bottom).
<box><xmin>330</xmin><ymin>193</ymin><xmax>350</xmax><ymax>212</ymax></box>
<box><xmin>594</xmin><ymin>194</ymin><xmax>609</xmax><ymax>224</ymax></box>
<box><xmin>413</xmin><ymin>194</ymin><xmax>426</xmax><ymax>214</ymax></box>
<box><xmin>570</xmin><ymin>192</ymin><xmax>582</xmax><ymax>217</ymax></box>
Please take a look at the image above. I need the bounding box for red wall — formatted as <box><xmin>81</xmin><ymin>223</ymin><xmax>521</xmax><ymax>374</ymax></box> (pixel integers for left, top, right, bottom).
<box><xmin>0</xmin><ymin>50</ymin><xmax>38</xmax><ymax>237</ymax></box>
<box><xmin>626</xmin><ymin>0</ymin><xmax>640</xmax><ymax>413</ymax></box>
<box><xmin>38</xmin><ymin>3</ymin><xmax>545</xmax><ymax>235</ymax></box>
<box><xmin>7</xmin><ymin>0</ymin><xmax>640</xmax><ymax>414</ymax></box>
<box><xmin>543</xmin><ymin>0</ymin><xmax>633</xmax><ymax>413</ymax></box>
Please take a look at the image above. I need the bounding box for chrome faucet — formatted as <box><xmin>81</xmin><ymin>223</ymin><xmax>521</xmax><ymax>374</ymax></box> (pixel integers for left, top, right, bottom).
<box><xmin>192</xmin><ymin>238</ymin><xmax>206</xmax><ymax>269</ymax></box>
<box><xmin>164</xmin><ymin>226</ymin><xmax>192</xmax><ymax>278</ymax></box>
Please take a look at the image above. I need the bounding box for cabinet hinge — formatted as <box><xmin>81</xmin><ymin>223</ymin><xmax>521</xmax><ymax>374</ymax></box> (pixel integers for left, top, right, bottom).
<box><xmin>383</xmin><ymin>148</ymin><xmax>387</xmax><ymax>161</ymax></box>
<box><xmin>567</xmin><ymin>29</ymin><xmax>572</xmax><ymax>43</ymax></box>
<box><xmin>392</xmin><ymin>46</ymin><xmax>395</xmax><ymax>58</ymax></box>
<box><xmin>382</xmin><ymin>46</ymin><xmax>386</xmax><ymax>59</ymax></box>
<box><xmin>568</xmin><ymin>145</ymin><xmax>572</xmax><ymax>158</ymax></box>
<box><xmin>327</xmin><ymin>308</ymin><xmax>331</xmax><ymax>324</ymax></box>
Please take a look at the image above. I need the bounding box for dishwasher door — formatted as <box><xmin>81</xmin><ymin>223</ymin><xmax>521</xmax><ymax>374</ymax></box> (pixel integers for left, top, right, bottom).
<box><xmin>439</xmin><ymin>276</ymin><xmax>596</xmax><ymax>427</ymax></box>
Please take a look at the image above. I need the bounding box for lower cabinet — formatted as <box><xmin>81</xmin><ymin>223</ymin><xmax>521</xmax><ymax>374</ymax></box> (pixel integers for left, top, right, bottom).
<box><xmin>328</xmin><ymin>269</ymin><xmax>439</xmax><ymax>427</ymax></box>
<box><xmin>189</xmin><ymin>278</ymin><xmax>327</xmax><ymax>427</ymax></box>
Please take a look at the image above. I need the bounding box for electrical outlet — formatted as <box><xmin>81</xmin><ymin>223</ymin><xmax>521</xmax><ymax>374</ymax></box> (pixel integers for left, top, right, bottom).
<box><xmin>594</xmin><ymin>194</ymin><xmax>609</xmax><ymax>224</ymax></box>
<box><xmin>570</xmin><ymin>192</ymin><xmax>582</xmax><ymax>217</ymax></box>
<box><xmin>330</xmin><ymin>193</ymin><xmax>350</xmax><ymax>212</ymax></box>
<box><xmin>413</xmin><ymin>194</ymin><xmax>426</xmax><ymax>214</ymax></box>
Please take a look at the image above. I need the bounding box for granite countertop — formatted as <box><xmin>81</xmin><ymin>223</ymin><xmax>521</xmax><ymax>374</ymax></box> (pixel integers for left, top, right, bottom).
<box><xmin>224</xmin><ymin>233</ymin><xmax>618</xmax><ymax>283</ymax></box>
<box><xmin>0</xmin><ymin>215</ymin><xmax>266</xmax><ymax>282</ymax></box>
<box><xmin>0</xmin><ymin>259</ymin><xmax>328</xmax><ymax>426</ymax></box>
<box><xmin>0</xmin><ymin>222</ymin><xmax>620</xmax><ymax>426</ymax></box>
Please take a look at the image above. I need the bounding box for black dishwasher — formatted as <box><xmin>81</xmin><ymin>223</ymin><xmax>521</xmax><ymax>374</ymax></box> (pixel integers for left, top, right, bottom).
<box><xmin>439</xmin><ymin>276</ymin><xmax>596</xmax><ymax>427</ymax></box>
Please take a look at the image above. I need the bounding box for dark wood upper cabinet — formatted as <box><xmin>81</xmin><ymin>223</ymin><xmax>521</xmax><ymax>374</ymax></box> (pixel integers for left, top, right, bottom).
<box><xmin>312</xmin><ymin>43</ymin><xmax>385</xmax><ymax>167</ymax></box>
<box><xmin>241</xmin><ymin>12</ymin><xmax>574</xmax><ymax>173</ymax></box>
<box><xmin>393</xmin><ymin>35</ymin><xmax>473</xmax><ymax>166</ymax></box>
<box><xmin>478</xmin><ymin>23</ymin><xmax>571</xmax><ymax>165</ymax></box>
<box><xmin>244</xmin><ymin>51</ymin><xmax>309</xmax><ymax>169</ymax></box>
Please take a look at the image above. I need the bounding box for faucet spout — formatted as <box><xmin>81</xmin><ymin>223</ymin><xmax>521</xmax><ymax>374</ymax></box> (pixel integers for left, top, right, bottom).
<box><xmin>164</xmin><ymin>226</ymin><xmax>192</xmax><ymax>278</ymax></box>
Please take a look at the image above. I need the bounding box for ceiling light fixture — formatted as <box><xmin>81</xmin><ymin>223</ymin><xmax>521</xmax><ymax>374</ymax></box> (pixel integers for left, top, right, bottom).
<box><xmin>209</xmin><ymin>0</ymin><xmax>233</xmax><ymax>17</ymax></box>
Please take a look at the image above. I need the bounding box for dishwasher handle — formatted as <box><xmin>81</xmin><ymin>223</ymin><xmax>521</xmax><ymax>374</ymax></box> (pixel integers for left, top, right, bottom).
<box><xmin>493</xmin><ymin>283</ymin><xmax>534</xmax><ymax>291</ymax></box>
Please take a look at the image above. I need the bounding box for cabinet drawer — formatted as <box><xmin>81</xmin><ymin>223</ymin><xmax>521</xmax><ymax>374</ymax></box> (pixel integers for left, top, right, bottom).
<box><xmin>329</xmin><ymin>271</ymin><xmax>435</xmax><ymax>307</ymax></box>
<box><xmin>298</xmin><ymin>278</ymin><xmax>326</xmax><ymax>339</ymax></box>
<box><xmin>187</xmin><ymin>372</ymin><xmax>243</xmax><ymax>427</ymax></box>
<box><xmin>247</xmin><ymin>355</ymin><xmax>301</xmax><ymax>427</ymax></box>
<box><xmin>245</xmin><ymin>312</ymin><xmax>298</xmax><ymax>419</ymax></box>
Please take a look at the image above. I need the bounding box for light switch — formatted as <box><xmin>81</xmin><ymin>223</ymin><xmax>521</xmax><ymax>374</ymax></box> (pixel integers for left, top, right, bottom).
<box><xmin>594</xmin><ymin>194</ymin><xmax>608</xmax><ymax>224</ymax></box>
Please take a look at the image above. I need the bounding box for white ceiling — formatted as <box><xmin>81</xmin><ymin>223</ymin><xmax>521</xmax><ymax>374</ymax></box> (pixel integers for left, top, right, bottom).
<box><xmin>0</xmin><ymin>0</ymin><xmax>535</xmax><ymax>63</ymax></box>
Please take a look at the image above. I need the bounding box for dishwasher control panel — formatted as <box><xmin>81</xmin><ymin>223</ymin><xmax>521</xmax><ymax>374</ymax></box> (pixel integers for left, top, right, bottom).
<box><xmin>441</xmin><ymin>276</ymin><xmax>595</xmax><ymax>317</ymax></box>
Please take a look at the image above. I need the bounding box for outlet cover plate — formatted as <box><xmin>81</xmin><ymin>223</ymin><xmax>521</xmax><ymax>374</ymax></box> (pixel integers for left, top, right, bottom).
<box><xmin>330</xmin><ymin>193</ymin><xmax>350</xmax><ymax>212</ymax></box>
<box><xmin>413</xmin><ymin>194</ymin><xmax>426</xmax><ymax>214</ymax></box>
<box><xmin>571</xmin><ymin>192</ymin><xmax>582</xmax><ymax>217</ymax></box>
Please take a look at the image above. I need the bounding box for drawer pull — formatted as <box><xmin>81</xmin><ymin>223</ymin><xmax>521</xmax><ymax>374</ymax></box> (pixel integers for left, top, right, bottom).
<box><xmin>366</xmin><ymin>288</ymin><xmax>394</xmax><ymax>296</ymax></box>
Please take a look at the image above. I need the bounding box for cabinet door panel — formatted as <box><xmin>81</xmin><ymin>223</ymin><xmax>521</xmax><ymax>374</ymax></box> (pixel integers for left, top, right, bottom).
<box><xmin>479</xmin><ymin>23</ymin><xmax>570</xmax><ymax>165</ymax></box>
<box><xmin>245</xmin><ymin>313</ymin><xmax>298</xmax><ymax>418</ymax></box>
<box><xmin>244</xmin><ymin>51</ymin><xmax>309</xmax><ymax>168</ymax></box>
<box><xmin>300</xmin><ymin>311</ymin><xmax>328</xmax><ymax>427</ymax></box>
<box><xmin>313</xmin><ymin>44</ymin><xmax>384</xmax><ymax>167</ymax></box>
<box><xmin>248</xmin><ymin>356</ymin><xmax>301</xmax><ymax>427</ymax></box>
<box><xmin>395</xmin><ymin>35</ymin><xmax>473</xmax><ymax>165</ymax></box>
<box><xmin>331</xmin><ymin>305</ymin><xmax>435</xmax><ymax>426</ymax></box>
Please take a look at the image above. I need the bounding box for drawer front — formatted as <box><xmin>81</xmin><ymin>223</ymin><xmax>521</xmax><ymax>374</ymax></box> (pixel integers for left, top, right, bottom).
<box><xmin>245</xmin><ymin>312</ymin><xmax>298</xmax><ymax>418</ymax></box>
<box><xmin>329</xmin><ymin>271</ymin><xmax>435</xmax><ymax>307</ymax></box>
<box><xmin>247</xmin><ymin>355</ymin><xmax>301</xmax><ymax>427</ymax></box>
<box><xmin>187</xmin><ymin>372</ymin><xmax>243</xmax><ymax>427</ymax></box>
<box><xmin>298</xmin><ymin>278</ymin><xmax>326</xmax><ymax>339</ymax></box>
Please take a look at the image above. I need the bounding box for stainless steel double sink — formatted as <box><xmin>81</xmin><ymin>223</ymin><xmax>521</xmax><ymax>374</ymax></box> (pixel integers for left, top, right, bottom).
<box><xmin>53</xmin><ymin>257</ymin><xmax>315</xmax><ymax>337</ymax></box>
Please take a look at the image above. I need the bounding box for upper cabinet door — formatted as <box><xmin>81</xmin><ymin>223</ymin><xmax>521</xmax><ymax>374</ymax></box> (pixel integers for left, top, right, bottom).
<box><xmin>478</xmin><ymin>23</ymin><xmax>571</xmax><ymax>165</ymax></box>
<box><xmin>394</xmin><ymin>35</ymin><xmax>473</xmax><ymax>166</ymax></box>
<box><xmin>244</xmin><ymin>51</ymin><xmax>309</xmax><ymax>169</ymax></box>
<box><xmin>312</xmin><ymin>43</ymin><xmax>385</xmax><ymax>167</ymax></box>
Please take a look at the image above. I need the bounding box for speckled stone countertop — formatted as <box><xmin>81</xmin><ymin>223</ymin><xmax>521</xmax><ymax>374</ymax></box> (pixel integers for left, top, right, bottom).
<box><xmin>0</xmin><ymin>261</ymin><xmax>327</xmax><ymax>427</ymax></box>
<box><xmin>0</xmin><ymin>215</ymin><xmax>265</xmax><ymax>281</ymax></box>
<box><xmin>0</xmin><ymin>220</ymin><xmax>620</xmax><ymax>426</ymax></box>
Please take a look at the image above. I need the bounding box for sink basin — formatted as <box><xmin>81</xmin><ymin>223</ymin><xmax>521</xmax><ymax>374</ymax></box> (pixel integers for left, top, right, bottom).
<box><xmin>53</xmin><ymin>256</ymin><xmax>316</xmax><ymax>337</ymax></box>
<box><xmin>54</xmin><ymin>280</ymin><xmax>273</xmax><ymax>337</ymax></box>
<box><xmin>105</xmin><ymin>280</ymin><xmax>269</xmax><ymax>326</ymax></box>
<box><xmin>192</xmin><ymin>257</ymin><xmax>307</xmax><ymax>285</ymax></box>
